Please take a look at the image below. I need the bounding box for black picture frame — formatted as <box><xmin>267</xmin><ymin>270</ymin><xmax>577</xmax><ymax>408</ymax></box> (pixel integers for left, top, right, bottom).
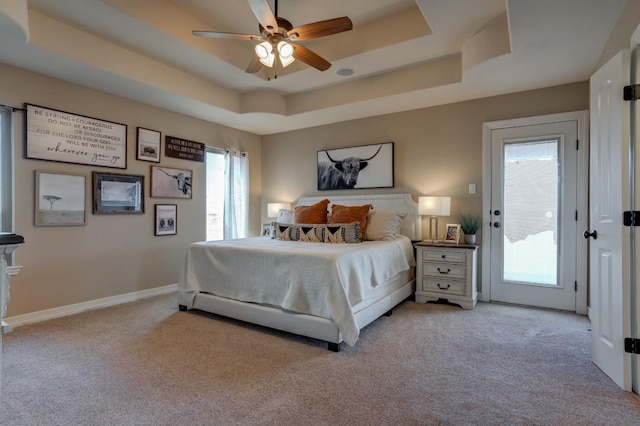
<box><xmin>92</xmin><ymin>172</ymin><xmax>144</xmax><ymax>214</ymax></box>
<box><xmin>136</xmin><ymin>127</ymin><xmax>161</xmax><ymax>163</ymax></box>
<box><xmin>154</xmin><ymin>204</ymin><xmax>177</xmax><ymax>236</ymax></box>
<box><xmin>317</xmin><ymin>142</ymin><xmax>394</xmax><ymax>190</ymax></box>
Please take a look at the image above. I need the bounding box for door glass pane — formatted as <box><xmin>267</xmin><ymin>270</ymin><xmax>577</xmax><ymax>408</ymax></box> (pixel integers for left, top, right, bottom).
<box><xmin>206</xmin><ymin>150</ymin><xmax>225</xmax><ymax>241</ymax></box>
<box><xmin>503</xmin><ymin>139</ymin><xmax>559</xmax><ymax>286</ymax></box>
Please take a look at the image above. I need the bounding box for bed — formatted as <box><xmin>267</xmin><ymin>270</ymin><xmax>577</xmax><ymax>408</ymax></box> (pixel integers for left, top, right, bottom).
<box><xmin>177</xmin><ymin>193</ymin><xmax>421</xmax><ymax>351</ymax></box>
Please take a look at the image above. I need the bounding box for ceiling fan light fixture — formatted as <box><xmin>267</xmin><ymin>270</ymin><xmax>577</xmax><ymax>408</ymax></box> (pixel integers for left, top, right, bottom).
<box><xmin>277</xmin><ymin>41</ymin><xmax>295</xmax><ymax>67</ymax></box>
<box><xmin>255</xmin><ymin>41</ymin><xmax>275</xmax><ymax>67</ymax></box>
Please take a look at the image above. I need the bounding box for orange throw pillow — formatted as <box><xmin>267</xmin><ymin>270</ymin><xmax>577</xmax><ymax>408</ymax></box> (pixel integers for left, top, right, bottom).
<box><xmin>294</xmin><ymin>199</ymin><xmax>330</xmax><ymax>224</ymax></box>
<box><xmin>328</xmin><ymin>204</ymin><xmax>373</xmax><ymax>238</ymax></box>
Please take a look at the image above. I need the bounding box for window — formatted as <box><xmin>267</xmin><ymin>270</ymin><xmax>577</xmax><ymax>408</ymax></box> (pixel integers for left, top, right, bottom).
<box><xmin>205</xmin><ymin>147</ymin><xmax>249</xmax><ymax>241</ymax></box>
<box><xmin>0</xmin><ymin>106</ymin><xmax>13</xmax><ymax>233</ymax></box>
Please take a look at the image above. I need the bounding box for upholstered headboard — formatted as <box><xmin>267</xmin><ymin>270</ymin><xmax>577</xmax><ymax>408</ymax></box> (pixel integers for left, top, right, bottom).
<box><xmin>296</xmin><ymin>193</ymin><xmax>421</xmax><ymax>241</ymax></box>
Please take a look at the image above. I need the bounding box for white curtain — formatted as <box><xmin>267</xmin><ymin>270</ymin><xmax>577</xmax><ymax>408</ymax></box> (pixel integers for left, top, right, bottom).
<box><xmin>223</xmin><ymin>149</ymin><xmax>249</xmax><ymax>239</ymax></box>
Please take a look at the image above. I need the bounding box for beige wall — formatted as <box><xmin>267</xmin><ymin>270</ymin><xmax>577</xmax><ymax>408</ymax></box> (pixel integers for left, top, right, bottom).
<box><xmin>2</xmin><ymin>63</ymin><xmax>262</xmax><ymax>316</ymax></box>
<box><xmin>261</xmin><ymin>81</ymin><xmax>589</xmax><ymax>292</ymax></box>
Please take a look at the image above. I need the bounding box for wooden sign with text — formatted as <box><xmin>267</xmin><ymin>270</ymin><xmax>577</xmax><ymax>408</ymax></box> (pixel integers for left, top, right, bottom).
<box><xmin>165</xmin><ymin>136</ymin><xmax>204</xmax><ymax>162</ymax></box>
<box><xmin>25</xmin><ymin>104</ymin><xmax>127</xmax><ymax>169</ymax></box>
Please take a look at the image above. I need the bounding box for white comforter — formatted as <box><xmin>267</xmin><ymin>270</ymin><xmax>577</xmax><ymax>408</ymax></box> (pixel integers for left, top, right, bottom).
<box><xmin>178</xmin><ymin>236</ymin><xmax>415</xmax><ymax>346</ymax></box>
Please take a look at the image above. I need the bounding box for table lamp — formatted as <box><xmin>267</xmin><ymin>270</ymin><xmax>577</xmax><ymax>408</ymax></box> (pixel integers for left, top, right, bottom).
<box><xmin>418</xmin><ymin>196</ymin><xmax>451</xmax><ymax>242</ymax></box>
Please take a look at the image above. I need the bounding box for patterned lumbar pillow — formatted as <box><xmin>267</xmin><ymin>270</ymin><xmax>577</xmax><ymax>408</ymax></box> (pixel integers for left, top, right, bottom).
<box><xmin>271</xmin><ymin>222</ymin><xmax>360</xmax><ymax>243</ymax></box>
<box><xmin>324</xmin><ymin>222</ymin><xmax>361</xmax><ymax>243</ymax></box>
<box><xmin>274</xmin><ymin>223</ymin><xmax>294</xmax><ymax>240</ymax></box>
<box><xmin>299</xmin><ymin>224</ymin><xmax>324</xmax><ymax>242</ymax></box>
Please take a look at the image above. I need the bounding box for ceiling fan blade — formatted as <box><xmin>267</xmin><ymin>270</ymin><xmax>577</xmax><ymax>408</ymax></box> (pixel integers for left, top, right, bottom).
<box><xmin>292</xmin><ymin>44</ymin><xmax>331</xmax><ymax>71</ymax></box>
<box><xmin>248</xmin><ymin>0</ymin><xmax>278</xmax><ymax>34</ymax></box>
<box><xmin>192</xmin><ymin>30</ymin><xmax>260</xmax><ymax>41</ymax></box>
<box><xmin>245</xmin><ymin>55</ymin><xmax>263</xmax><ymax>74</ymax></box>
<box><xmin>288</xmin><ymin>17</ymin><xmax>353</xmax><ymax>40</ymax></box>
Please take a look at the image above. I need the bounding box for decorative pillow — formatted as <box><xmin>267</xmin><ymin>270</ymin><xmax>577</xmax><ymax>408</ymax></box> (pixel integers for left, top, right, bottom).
<box><xmin>365</xmin><ymin>210</ymin><xmax>408</xmax><ymax>241</ymax></box>
<box><xmin>276</xmin><ymin>209</ymin><xmax>295</xmax><ymax>224</ymax></box>
<box><xmin>328</xmin><ymin>204</ymin><xmax>372</xmax><ymax>239</ymax></box>
<box><xmin>294</xmin><ymin>199</ymin><xmax>330</xmax><ymax>224</ymax></box>
<box><xmin>271</xmin><ymin>222</ymin><xmax>361</xmax><ymax>243</ymax></box>
<box><xmin>324</xmin><ymin>222</ymin><xmax>361</xmax><ymax>243</ymax></box>
<box><xmin>273</xmin><ymin>222</ymin><xmax>295</xmax><ymax>240</ymax></box>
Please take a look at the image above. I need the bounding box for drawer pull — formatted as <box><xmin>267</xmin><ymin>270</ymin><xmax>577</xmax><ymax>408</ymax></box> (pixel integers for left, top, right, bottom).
<box><xmin>441</xmin><ymin>254</ymin><xmax>446</xmax><ymax>259</ymax></box>
<box><xmin>437</xmin><ymin>267</ymin><xmax>451</xmax><ymax>274</ymax></box>
<box><xmin>437</xmin><ymin>283</ymin><xmax>450</xmax><ymax>290</ymax></box>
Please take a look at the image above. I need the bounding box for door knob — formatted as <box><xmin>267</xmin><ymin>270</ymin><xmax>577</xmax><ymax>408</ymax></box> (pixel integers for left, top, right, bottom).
<box><xmin>493</xmin><ymin>222</ymin><xmax>501</xmax><ymax>228</ymax></box>
<box><xmin>583</xmin><ymin>230</ymin><xmax>597</xmax><ymax>240</ymax></box>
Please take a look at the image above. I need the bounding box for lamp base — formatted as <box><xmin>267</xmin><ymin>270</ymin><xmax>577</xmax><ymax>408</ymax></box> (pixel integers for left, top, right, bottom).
<box><xmin>428</xmin><ymin>216</ymin><xmax>441</xmax><ymax>242</ymax></box>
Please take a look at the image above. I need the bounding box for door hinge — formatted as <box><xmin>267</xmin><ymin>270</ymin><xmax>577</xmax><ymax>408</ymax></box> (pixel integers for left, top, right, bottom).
<box><xmin>623</xmin><ymin>211</ymin><xmax>640</xmax><ymax>226</ymax></box>
<box><xmin>624</xmin><ymin>84</ymin><xmax>640</xmax><ymax>101</ymax></box>
<box><xmin>576</xmin><ymin>139</ymin><xmax>579</xmax><ymax>150</ymax></box>
<box><xmin>575</xmin><ymin>210</ymin><xmax>578</xmax><ymax>221</ymax></box>
<box><xmin>574</xmin><ymin>281</ymin><xmax>578</xmax><ymax>292</ymax></box>
<box><xmin>624</xmin><ymin>338</ymin><xmax>640</xmax><ymax>354</ymax></box>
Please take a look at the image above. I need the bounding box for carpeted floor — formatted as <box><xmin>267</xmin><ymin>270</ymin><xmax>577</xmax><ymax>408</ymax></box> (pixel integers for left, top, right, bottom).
<box><xmin>1</xmin><ymin>293</ymin><xmax>639</xmax><ymax>425</ymax></box>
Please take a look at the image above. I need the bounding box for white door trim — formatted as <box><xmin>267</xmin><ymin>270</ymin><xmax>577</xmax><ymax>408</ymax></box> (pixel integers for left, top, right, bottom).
<box><xmin>481</xmin><ymin>110</ymin><xmax>589</xmax><ymax>315</ymax></box>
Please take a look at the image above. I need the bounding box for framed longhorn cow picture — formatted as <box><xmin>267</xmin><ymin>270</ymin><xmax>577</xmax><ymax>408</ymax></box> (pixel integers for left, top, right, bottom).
<box><xmin>317</xmin><ymin>142</ymin><xmax>394</xmax><ymax>190</ymax></box>
<box><xmin>150</xmin><ymin>166</ymin><xmax>192</xmax><ymax>199</ymax></box>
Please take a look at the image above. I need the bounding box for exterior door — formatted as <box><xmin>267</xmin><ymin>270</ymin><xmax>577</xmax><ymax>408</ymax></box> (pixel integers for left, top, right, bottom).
<box><xmin>489</xmin><ymin>121</ymin><xmax>579</xmax><ymax>311</ymax></box>
<box><xmin>588</xmin><ymin>49</ymin><xmax>632</xmax><ymax>391</ymax></box>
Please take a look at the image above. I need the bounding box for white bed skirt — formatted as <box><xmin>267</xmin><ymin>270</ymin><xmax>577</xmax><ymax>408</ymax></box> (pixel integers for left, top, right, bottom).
<box><xmin>178</xmin><ymin>270</ymin><xmax>415</xmax><ymax>348</ymax></box>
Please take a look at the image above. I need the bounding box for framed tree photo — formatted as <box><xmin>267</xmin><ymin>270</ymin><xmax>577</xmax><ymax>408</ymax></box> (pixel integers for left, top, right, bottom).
<box><xmin>136</xmin><ymin>127</ymin><xmax>161</xmax><ymax>162</ymax></box>
<box><xmin>93</xmin><ymin>172</ymin><xmax>144</xmax><ymax>214</ymax></box>
<box><xmin>155</xmin><ymin>204</ymin><xmax>177</xmax><ymax>236</ymax></box>
<box><xmin>35</xmin><ymin>170</ymin><xmax>86</xmax><ymax>226</ymax></box>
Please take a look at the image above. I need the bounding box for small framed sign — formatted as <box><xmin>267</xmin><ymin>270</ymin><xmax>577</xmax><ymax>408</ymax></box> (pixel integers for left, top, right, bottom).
<box><xmin>165</xmin><ymin>135</ymin><xmax>204</xmax><ymax>162</ymax></box>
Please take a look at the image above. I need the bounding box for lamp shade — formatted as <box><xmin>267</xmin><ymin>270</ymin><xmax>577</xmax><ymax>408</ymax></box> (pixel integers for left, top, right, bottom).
<box><xmin>267</xmin><ymin>202</ymin><xmax>291</xmax><ymax>218</ymax></box>
<box><xmin>418</xmin><ymin>196</ymin><xmax>451</xmax><ymax>216</ymax></box>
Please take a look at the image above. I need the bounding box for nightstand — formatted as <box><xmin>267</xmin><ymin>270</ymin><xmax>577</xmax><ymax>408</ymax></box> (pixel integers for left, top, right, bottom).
<box><xmin>414</xmin><ymin>242</ymin><xmax>478</xmax><ymax>309</ymax></box>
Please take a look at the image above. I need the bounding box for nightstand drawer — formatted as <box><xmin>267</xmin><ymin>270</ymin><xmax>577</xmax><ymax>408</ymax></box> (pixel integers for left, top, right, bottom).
<box><xmin>421</xmin><ymin>278</ymin><xmax>466</xmax><ymax>296</ymax></box>
<box><xmin>423</xmin><ymin>262</ymin><xmax>466</xmax><ymax>279</ymax></box>
<box><xmin>421</xmin><ymin>250</ymin><xmax>466</xmax><ymax>263</ymax></box>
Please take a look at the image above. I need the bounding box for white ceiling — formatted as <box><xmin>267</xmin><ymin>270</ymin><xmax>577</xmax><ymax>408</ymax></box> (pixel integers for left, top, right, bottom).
<box><xmin>0</xmin><ymin>0</ymin><xmax>627</xmax><ymax>135</ymax></box>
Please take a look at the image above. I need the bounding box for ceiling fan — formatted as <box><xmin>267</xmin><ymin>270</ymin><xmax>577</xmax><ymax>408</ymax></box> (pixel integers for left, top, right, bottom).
<box><xmin>192</xmin><ymin>0</ymin><xmax>353</xmax><ymax>74</ymax></box>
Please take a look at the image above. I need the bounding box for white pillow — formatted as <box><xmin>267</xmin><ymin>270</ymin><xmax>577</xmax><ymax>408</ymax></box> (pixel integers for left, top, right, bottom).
<box><xmin>365</xmin><ymin>210</ymin><xmax>407</xmax><ymax>241</ymax></box>
<box><xmin>276</xmin><ymin>209</ymin><xmax>295</xmax><ymax>224</ymax></box>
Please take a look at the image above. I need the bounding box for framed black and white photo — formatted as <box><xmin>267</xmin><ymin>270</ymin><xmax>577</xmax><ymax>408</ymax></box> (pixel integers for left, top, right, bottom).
<box><xmin>444</xmin><ymin>224</ymin><xmax>461</xmax><ymax>244</ymax></box>
<box><xmin>92</xmin><ymin>172</ymin><xmax>144</xmax><ymax>214</ymax></box>
<box><xmin>155</xmin><ymin>204</ymin><xmax>177</xmax><ymax>236</ymax></box>
<box><xmin>136</xmin><ymin>127</ymin><xmax>161</xmax><ymax>162</ymax></box>
<box><xmin>35</xmin><ymin>170</ymin><xmax>86</xmax><ymax>226</ymax></box>
<box><xmin>317</xmin><ymin>142</ymin><xmax>394</xmax><ymax>190</ymax></box>
<box><xmin>150</xmin><ymin>166</ymin><xmax>192</xmax><ymax>199</ymax></box>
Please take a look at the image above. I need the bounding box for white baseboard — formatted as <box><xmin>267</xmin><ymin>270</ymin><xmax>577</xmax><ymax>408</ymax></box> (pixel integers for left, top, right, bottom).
<box><xmin>4</xmin><ymin>284</ymin><xmax>177</xmax><ymax>328</ymax></box>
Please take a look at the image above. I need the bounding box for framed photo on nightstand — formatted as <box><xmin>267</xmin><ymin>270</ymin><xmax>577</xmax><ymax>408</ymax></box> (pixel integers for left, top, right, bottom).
<box><xmin>444</xmin><ymin>224</ymin><xmax>461</xmax><ymax>243</ymax></box>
